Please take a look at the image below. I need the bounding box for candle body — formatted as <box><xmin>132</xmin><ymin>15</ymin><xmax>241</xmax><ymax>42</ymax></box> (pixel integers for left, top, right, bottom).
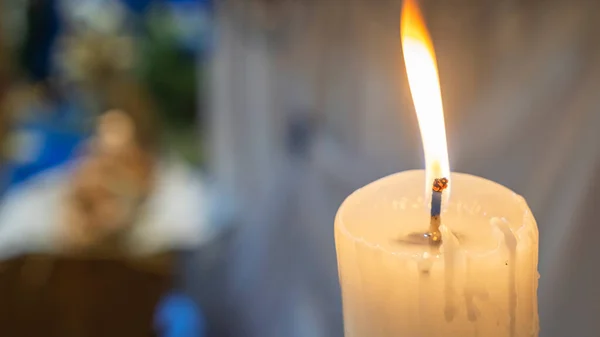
<box><xmin>335</xmin><ymin>170</ymin><xmax>538</xmax><ymax>337</ymax></box>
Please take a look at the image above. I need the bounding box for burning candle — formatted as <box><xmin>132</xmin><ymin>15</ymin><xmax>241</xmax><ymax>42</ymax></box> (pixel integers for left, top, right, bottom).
<box><xmin>334</xmin><ymin>1</ymin><xmax>539</xmax><ymax>336</ymax></box>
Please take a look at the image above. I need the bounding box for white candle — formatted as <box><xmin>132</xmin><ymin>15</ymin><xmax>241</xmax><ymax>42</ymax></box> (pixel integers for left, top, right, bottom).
<box><xmin>335</xmin><ymin>170</ymin><xmax>539</xmax><ymax>337</ymax></box>
<box><xmin>335</xmin><ymin>1</ymin><xmax>539</xmax><ymax>335</ymax></box>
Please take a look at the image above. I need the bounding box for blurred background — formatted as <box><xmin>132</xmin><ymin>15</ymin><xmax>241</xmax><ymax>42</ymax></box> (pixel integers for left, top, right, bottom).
<box><xmin>1</xmin><ymin>0</ymin><xmax>599</xmax><ymax>336</ymax></box>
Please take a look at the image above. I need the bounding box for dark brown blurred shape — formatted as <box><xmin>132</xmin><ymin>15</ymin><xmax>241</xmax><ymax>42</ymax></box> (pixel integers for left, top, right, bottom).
<box><xmin>0</xmin><ymin>254</ymin><xmax>173</xmax><ymax>337</ymax></box>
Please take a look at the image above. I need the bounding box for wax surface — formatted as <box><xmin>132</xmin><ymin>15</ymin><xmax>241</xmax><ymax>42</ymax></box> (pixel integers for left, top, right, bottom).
<box><xmin>335</xmin><ymin>170</ymin><xmax>539</xmax><ymax>337</ymax></box>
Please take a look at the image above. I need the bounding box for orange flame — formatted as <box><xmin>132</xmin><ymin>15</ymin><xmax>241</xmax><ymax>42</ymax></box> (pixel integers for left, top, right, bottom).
<box><xmin>401</xmin><ymin>0</ymin><xmax>450</xmax><ymax>196</ymax></box>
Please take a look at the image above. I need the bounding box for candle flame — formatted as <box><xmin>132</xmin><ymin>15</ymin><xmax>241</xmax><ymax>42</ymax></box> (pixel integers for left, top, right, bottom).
<box><xmin>401</xmin><ymin>0</ymin><xmax>450</xmax><ymax>196</ymax></box>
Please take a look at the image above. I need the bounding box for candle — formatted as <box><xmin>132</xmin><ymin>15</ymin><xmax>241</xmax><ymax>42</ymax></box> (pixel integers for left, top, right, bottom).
<box><xmin>334</xmin><ymin>1</ymin><xmax>539</xmax><ymax>336</ymax></box>
<box><xmin>335</xmin><ymin>170</ymin><xmax>539</xmax><ymax>336</ymax></box>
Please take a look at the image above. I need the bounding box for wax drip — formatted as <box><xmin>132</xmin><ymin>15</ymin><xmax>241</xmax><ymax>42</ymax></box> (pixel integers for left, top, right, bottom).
<box><xmin>493</xmin><ymin>217</ymin><xmax>517</xmax><ymax>337</ymax></box>
<box><xmin>418</xmin><ymin>252</ymin><xmax>433</xmax><ymax>336</ymax></box>
<box><xmin>440</xmin><ymin>226</ymin><xmax>459</xmax><ymax>322</ymax></box>
<box><xmin>464</xmin><ymin>257</ymin><xmax>489</xmax><ymax>322</ymax></box>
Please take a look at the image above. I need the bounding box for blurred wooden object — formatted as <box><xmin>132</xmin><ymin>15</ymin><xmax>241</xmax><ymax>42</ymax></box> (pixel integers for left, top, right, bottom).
<box><xmin>0</xmin><ymin>253</ymin><xmax>173</xmax><ymax>337</ymax></box>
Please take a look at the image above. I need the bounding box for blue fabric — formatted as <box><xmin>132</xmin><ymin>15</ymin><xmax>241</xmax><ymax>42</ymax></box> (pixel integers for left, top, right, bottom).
<box><xmin>120</xmin><ymin>0</ymin><xmax>154</xmax><ymax>13</ymax></box>
<box><xmin>119</xmin><ymin>0</ymin><xmax>211</xmax><ymax>13</ymax></box>
<box><xmin>166</xmin><ymin>0</ymin><xmax>214</xmax><ymax>55</ymax></box>
<box><xmin>3</xmin><ymin>122</ymin><xmax>85</xmax><ymax>190</ymax></box>
<box><xmin>167</xmin><ymin>0</ymin><xmax>208</xmax><ymax>4</ymax></box>
<box><xmin>155</xmin><ymin>293</ymin><xmax>205</xmax><ymax>337</ymax></box>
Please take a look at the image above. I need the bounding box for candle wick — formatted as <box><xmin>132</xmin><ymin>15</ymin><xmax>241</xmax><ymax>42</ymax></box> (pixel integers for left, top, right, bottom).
<box><xmin>428</xmin><ymin>177</ymin><xmax>448</xmax><ymax>244</ymax></box>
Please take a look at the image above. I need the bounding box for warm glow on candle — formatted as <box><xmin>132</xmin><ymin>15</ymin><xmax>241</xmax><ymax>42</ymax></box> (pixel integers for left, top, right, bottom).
<box><xmin>401</xmin><ymin>0</ymin><xmax>450</xmax><ymax>196</ymax></box>
<box><xmin>336</xmin><ymin>5</ymin><xmax>539</xmax><ymax>333</ymax></box>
